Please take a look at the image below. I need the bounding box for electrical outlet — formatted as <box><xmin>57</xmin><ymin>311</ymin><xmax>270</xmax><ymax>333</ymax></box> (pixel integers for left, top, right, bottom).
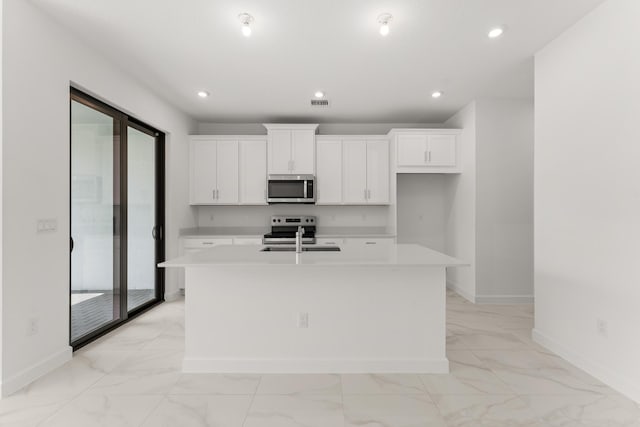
<box><xmin>298</xmin><ymin>312</ymin><xmax>309</xmax><ymax>329</ymax></box>
<box><xmin>596</xmin><ymin>318</ymin><xmax>608</xmax><ymax>338</ymax></box>
<box><xmin>27</xmin><ymin>317</ymin><xmax>39</xmax><ymax>336</ymax></box>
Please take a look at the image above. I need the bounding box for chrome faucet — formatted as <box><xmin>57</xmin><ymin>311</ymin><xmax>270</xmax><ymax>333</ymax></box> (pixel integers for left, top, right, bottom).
<box><xmin>295</xmin><ymin>226</ymin><xmax>305</xmax><ymax>253</ymax></box>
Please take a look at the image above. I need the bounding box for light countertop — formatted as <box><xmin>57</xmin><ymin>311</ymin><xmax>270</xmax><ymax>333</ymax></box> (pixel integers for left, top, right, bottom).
<box><xmin>179</xmin><ymin>226</ymin><xmax>395</xmax><ymax>239</ymax></box>
<box><xmin>159</xmin><ymin>243</ymin><xmax>465</xmax><ymax>268</ymax></box>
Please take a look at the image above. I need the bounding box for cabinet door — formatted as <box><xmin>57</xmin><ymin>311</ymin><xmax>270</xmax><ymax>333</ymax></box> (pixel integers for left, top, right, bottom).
<box><xmin>427</xmin><ymin>135</ymin><xmax>457</xmax><ymax>166</ymax></box>
<box><xmin>291</xmin><ymin>130</ymin><xmax>315</xmax><ymax>174</ymax></box>
<box><xmin>366</xmin><ymin>140</ymin><xmax>390</xmax><ymax>204</ymax></box>
<box><xmin>215</xmin><ymin>140</ymin><xmax>239</xmax><ymax>204</ymax></box>
<box><xmin>397</xmin><ymin>134</ymin><xmax>428</xmax><ymax>166</ymax></box>
<box><xmin>190</xmin><ymin>139</ymin><xmax>217</xmax><ymax>204</ymax></box>
<box><xmin>239</xmin><ymin>139</ymin><xmax>267</xmax><ymax>204</ymax></box>
<box><xmin>316</xmin><ymin>140</ymin><xmax>342</xmax><ymax>204</ymax></box>
<box><xmin>342</xmin><ymin>140</ymin><xmax>367</xmax><ymax>204</ymax></box>
<box><xmin>268</xmin><ymin>130</ymin><xmax>292</xmax><ymax>174</ymax></box>
<box><xmin>345</xmin><ymin>237</ymin><xmax>394</xmax><ymax>248</ymax></box>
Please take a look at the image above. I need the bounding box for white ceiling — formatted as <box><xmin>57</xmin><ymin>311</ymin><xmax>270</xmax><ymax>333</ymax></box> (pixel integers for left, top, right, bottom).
<box><xmin>32</xmin><ymin>0</ymin><xmax>605</xmax><ymax>123</ymax></box>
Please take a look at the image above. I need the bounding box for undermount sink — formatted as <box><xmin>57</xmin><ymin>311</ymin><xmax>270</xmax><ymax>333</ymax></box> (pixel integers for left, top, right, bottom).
<box><xmin>261</xmin><ymin>246</ymin><xmax>341</xmax><ymax>252</ymax></box>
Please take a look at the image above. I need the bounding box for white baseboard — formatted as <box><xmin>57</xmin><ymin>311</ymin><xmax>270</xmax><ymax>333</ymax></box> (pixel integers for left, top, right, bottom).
<box><xmin>183</xmin><ymin>358</ymin><xmax>450</xmax><ymax>374</ymax></box>
<box><xmin>533</xmin><ymin>329</ymin><xmax>640</xmax><ymax>404</ymax></box>
<box><xmin>475</xmin><ymin>294</ymin><xmax>534</xmax><ymax>304</ymax></box>
<box><xmin>446</xmin><ymin>281</ymin><xmax>475</xmax><ymax>303</ymax></box>
<box><xmin>1</xmin><ymin>346</ymin><xmax>72</xmax><ymax>397</ymax></box>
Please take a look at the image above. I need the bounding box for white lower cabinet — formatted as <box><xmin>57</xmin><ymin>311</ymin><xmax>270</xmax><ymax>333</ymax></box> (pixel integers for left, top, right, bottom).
<box><xmin>315</xmin><ymin>237</ymin><xmax>345</xmax><ymax>246</ymax></box>
<box><xmin>344</xmin><ymin>237</ymin><xmax>395</xmax><ymax>248</ymax></box>
<box><xmin>182</xmin><ymin>238</ymin><xmax>234</xmax><ymax>250</ymax></box>
<box><xmin>232</xmin><ymin>237</ymin><xmax>263</xmax><ymax>245</ymax></box>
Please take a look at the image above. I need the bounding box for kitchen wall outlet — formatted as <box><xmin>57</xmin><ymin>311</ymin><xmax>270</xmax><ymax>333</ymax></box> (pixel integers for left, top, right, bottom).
<box><xmin>298</xmin><ymin>312</ymin><xmax>309</xmax><ymax>329</ymax></box>
<box><xmin>27</xmin><ymin>317</ymin><xmax>39</xmax><ymax>336</ymax></box>
<box><xmin>37</xmin><ymin>218</ymin><xmax>58</xmax><ymax>233</ymax></box>
<box><xmin>596</xmin><ymin>318</ymin><xmax>608</xmax><ymax>338</ymax></box>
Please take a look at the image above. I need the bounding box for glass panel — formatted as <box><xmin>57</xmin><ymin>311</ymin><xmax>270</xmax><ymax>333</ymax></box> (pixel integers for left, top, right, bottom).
<box><xmin>71</xmin><ymin>100</ymin><xmax>120</xmax><ymax>342</ymax></box>
<box><xmin>127</xmin><ymin>126</ymin><xmax>157</xmax><ymax>311</ymax></box>
<box><xmin>268</xmin><ymin>181</ymin><xmax>305</xmax><ymax>198</ymax></box>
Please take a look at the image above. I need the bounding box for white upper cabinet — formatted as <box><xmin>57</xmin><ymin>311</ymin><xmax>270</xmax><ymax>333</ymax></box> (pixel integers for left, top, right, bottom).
<box><xmin>291</xmin><ymin>129</ymin><xmax>315</xmax><ymax>174</ymax></box>
<box><xmin>267</xmin><ymin>129</ymin><xmax>292</xmax><ymax>174</ymax></box>
<box><xmin>215</xmin><ymin>140</ymin><xmax>239</xmax><ymax>204</ymax></box>
<box><xmin>264</xmin><ymin>124</ymin><xmax>318</xmax><ymax>175</ymax></box>
<box><xmin>190</xmin><ymin>136</ymin><xmax>267</xmax><ymax>205</ymax></box>
<box><xmin>316</xmin><ymin>139</ymin><xmax>342</xmax><ymax>204</ymax></box>
<box><xmin>239</xmin><ymin>139</ymin><xmax>267</xmax><ymax>204</ymax></box>
<box><xmin>392</xmin><ymin>129</ymin><xmax>461</xmax><ymax>173</ymax></box>
<box><xmin>343</xmin><ymin>140</ymin><xmax>368</xmax><ymax>204</ymax></box>
<box><xmin>316</xmin><ymin>137</ymin><xmax>390</xmax><ymax>205</ymax></box>
<box><xmin>191</xmin><ymin>139</ymin><xmax>218</xmax><ymax>203</ymax></box>
<box><xmin>366</xmin><ymin>140</ymin><xmax>390</xmax><ymax>204</ymax></box>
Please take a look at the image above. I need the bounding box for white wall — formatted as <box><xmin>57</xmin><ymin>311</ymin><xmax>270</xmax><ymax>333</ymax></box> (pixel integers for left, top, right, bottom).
<box><xmin>475</xmin><ymin>99</ymin><xmax>534</xmax><ymax>302</ymax></box>
<box><xmin>396</xmin><ymin>174</ymin><xmax>448</xmax><ymax>252</ymax></box>
<box><xmin>534</xmin><ymin>0</ymin><xmax>640</xmax><ymax>403</ymax></box>
<box><xmin>0</xmin><ymin>0</ymin><xmax>4</xmax><ymax>391</ymax></box>
<box><xmin>444</xmin><ymin>102</ymin><xmax>477</xmax><ymax>301</ymax></box>
<box><xmin>196</xmin><ymin>205</ymin><xmax>390</xmax><ymax>229</ymax></box>
<box><xmin>2</xmin><ymin>0</ymin><xmax>195</xmax><ymax>395</ymax></box>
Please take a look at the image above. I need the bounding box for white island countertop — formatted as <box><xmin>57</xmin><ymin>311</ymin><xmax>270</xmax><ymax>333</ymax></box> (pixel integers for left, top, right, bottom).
<box><xmin>159</xmin><ymin>243</ymin><xmax>466</xmax><ymax>268</ymax></box>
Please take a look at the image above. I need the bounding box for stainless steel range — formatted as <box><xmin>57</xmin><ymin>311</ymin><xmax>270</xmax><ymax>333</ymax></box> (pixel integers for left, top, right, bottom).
<box><xmin>263</xmin><ymin>215</ymin><xmax>316</xmax><ymax>245</ymax></box>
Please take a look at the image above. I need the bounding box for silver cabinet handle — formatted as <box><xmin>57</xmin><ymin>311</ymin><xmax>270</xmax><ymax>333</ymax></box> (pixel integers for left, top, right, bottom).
<box><xmin>212</xmin><ymin>189</ymin><xmax>216</xmax><ymax>200</ymax></box>
<box><xmin>428</xmin><ymin>151</ymin><xmax>432</xmax><ymax>162</ymax></box>
<box><xmin>367</xmin><ymin>189</ymin><xmax>371</xmax><ymax>199</ymax></box>
<box><xmin>202</xmin><ymin>242</ymin><xmax>214</xmax><ymax>245</ymax></box>
<box><xmin>365</xmin><ymin>241</ymin><xmax>377</xmax><ymax>245</ymax></box>
<box><xmin>291</xmin><ymin>160</ymin><xmax>295</xmax><ymax>172</ymax></box>
<box><xmin>364</xmin><ymin>189</ymin><xmax>367</xmax><ymax>200</ymax></box>
<box><xmin>325</xmin><ymin>241</ymin><xmax>336</xmax><ymax>245</ymax></box>
<box><xmin>424</xmin><ymin>150</ymin><xmax>428</xmax><ymax>163</ymax></box>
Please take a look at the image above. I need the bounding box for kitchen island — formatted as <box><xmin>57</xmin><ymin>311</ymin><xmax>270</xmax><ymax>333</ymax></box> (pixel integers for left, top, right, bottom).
<box><xmin>159</xmin><ymin>243</ymin><xmax>465</xmax><ymax>374</ymax></box>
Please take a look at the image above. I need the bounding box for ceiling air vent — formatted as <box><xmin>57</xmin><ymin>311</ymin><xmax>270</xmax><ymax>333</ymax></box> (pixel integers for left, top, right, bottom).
<box><xmin>310</xmin><ymin>99</ymin><xmax>330</xmax><ymax>107</ymax></box>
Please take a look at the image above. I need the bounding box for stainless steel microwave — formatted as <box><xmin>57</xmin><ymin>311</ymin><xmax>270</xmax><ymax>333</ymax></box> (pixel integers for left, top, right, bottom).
<box><xmin>267</xmin><ymin>175</ymin><xmax>315</xmax><ymax>204</ymax></box>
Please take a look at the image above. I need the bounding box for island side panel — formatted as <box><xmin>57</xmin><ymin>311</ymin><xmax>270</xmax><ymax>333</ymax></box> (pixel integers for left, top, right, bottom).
<box><xmin>183</xmin><ymin>265</ymin><xmax>448</xmax><ymax>373</ymax></box>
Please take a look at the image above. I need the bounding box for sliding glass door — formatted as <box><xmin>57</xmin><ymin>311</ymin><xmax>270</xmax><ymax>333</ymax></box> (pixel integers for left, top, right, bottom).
<box><xmin>70</xmin><ymin>88</ymin><xmax>164</xmax><ymax>348</ymax></box>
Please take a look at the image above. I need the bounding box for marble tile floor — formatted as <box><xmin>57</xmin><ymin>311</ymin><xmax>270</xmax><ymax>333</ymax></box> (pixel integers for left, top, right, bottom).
<box><xmin>1</xmin><ymin>290</ymin><xmax>639</xmax><ymax>426</ymax></box>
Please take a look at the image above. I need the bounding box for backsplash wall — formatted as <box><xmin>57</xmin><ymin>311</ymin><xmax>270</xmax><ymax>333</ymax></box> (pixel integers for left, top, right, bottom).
<box><xmin>195</xmin><ymin>205</ymin><xmax>391</xmax><ymax>229</ymax></box>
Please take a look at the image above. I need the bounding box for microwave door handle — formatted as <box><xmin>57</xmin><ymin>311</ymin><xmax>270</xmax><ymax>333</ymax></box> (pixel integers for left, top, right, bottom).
<box><xmin>303</xmin><ymin>181</ymin><xmax>308</xmax><ymax>199</ymax></box>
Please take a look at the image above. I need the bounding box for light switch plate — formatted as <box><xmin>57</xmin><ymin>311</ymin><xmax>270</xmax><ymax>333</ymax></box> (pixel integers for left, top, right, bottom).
<box><xmin>37</xmin><ymin>218</ymin><xmax>58</xmax><ymax>233</ymax></box>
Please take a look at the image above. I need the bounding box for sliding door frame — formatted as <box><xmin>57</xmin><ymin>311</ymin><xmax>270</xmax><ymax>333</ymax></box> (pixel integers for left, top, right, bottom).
<box><xmin>70</xmin><ymin>87</ymin><xmax>165</xmax><ymax>350</ymax></box>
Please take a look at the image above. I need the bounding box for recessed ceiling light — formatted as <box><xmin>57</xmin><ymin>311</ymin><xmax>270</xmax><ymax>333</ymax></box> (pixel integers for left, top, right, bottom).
<box><xmin>197</xmin><ymin>91</ymin><xmax>210</xmax><ymax>98</ymax></box>
<box><xmin>488</xmin><ymin>27</ymin><xmax>504</xmax><ymax>39</ymax></box>
<box><xmin>377</xmin><ymin>13</ymin><xmax>393</xmax><ymax>36</ymax></box>
<box><xmin>314</xmin><ymin>91</ymin><xmax>325</xmax><ymax>99</ymax></box>
<box><xmin>238</xmin><ymin>13</ymin><xmax>254</xmax><ymax>37</ymax></box>
<box><xmin>431</xmin><ymin>91</ymin><xmax>443</xmax><ymax>99</ymax></box>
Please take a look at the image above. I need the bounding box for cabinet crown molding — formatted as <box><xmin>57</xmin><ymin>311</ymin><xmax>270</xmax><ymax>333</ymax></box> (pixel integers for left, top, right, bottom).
<box><xmin>388</xmin><ymin>128</ymin><xmax>461</xmax><ymax>135</ymax></box>
<box><xmin>263</xmin><ymin>124</ymin><xmax>319</xmax><ymax>133</ymax></box>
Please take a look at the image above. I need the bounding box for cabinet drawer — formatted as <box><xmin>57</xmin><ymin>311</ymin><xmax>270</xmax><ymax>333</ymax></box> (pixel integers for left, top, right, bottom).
<box><xmin>345</xmin><ymin>237</ymin><xmax>394</xmax><ymax>247</ymax></box>
<box><xmin>315</xmin><ymin>238</ymin><xmax>345</xmax><ymax>246</ymax></box>
<box><xmin>233</xmin><ymin>237</ymin><xmax>263</xmax><ymax>245</ymax></box>
<box><xmin>182</xmin><ymin>238</ymin><xmax>233</xmax><ymax>249</ymax></box>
